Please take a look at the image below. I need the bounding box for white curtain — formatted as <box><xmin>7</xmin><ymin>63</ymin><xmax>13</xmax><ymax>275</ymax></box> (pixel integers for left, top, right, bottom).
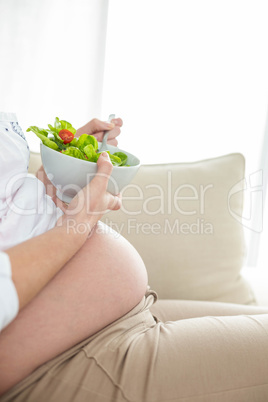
<box><xmin>0</xmin><ymin>0</ymin><xmax>109</xmax><ymax>150</ymax></box>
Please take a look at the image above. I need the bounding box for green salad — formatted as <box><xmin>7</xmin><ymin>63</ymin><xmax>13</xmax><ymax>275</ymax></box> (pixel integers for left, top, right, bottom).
<box><xmin>27</xmin><ymin>117</ymin><xmax>128</xmax><ymax>166</ymax></box>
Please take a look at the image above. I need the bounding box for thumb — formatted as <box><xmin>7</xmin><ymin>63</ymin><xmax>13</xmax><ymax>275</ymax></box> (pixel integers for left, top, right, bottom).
<box><xmin>106</xmin><ymin>192</ymin><xmax>122</xmax><ymax>211</ymax></box>
<box><xmin>94</xmin><ymin>152</ymin><xmax>113</xmax><ymax>190</ymax></box>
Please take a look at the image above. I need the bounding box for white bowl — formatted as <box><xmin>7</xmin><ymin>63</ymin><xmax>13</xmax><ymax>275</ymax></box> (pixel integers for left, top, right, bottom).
<box><xmin>40</xmin><ymin>142</ymin><xmax>141</xmax><ymax>203</ymax></box>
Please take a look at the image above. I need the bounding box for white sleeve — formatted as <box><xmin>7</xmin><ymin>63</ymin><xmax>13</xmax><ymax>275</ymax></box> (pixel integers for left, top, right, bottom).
<box><xmin>0</xmin><ymin>251</ymin><xmax>19</xmax><ymax>332</ymax></box>
<box><xmin>0</xmin><ymin>114</ymin><xmax>63</xmax><ymax>250</ymax></box>
<box><xmin>0</xmin><ymin>119</ymin><xmax>29</xmax><ymax>200</ymax></box>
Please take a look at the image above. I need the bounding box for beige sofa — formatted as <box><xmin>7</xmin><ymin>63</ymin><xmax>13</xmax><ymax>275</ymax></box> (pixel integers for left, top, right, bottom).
<box><xmin>29</xmin><ymin>151</ymin><xmax>260</xmax><ymax>306</ymax></box>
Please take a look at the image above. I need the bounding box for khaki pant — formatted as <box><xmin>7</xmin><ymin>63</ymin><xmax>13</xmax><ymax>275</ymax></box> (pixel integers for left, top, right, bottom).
<box><xmin>1</xmin><ymin>289</ymin><xmax>268</xmax><ymax>402</ymax></box>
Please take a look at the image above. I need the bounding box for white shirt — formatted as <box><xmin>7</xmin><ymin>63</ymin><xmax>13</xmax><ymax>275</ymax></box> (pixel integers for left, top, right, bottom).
<box><xmin>0</xmin><ymin>112</ymin><xmax>63</xmax><ymax>331</ymax></box>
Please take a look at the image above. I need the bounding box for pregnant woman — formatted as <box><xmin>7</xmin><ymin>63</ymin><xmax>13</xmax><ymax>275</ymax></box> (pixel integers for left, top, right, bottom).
<box><xmin>1</xmin><ymin>112</ymin><xmax>268</xmax><ymax>402</ymax></box>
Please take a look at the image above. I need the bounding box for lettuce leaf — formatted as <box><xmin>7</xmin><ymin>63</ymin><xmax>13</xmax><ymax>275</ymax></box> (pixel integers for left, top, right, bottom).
<box><xmin>106</xmin><ymin>151</ymin><xmax>122</xmax><ymax>166</ymax></box>
<box><xmin>77</xmin><ymin>134</ymin><xmax>98</xmax><ymax>152</ymax></box>
<box><xmin>113</xmin><ymin>151</ymin><xmax>128</xmax><ymax>166</ymax></box>
<box><xmin>95</xmin><ymin>151</ymin><xmax>125</xmax><ymax>166</ymax></box>
<box><xmin>83</xmin><ymin>144</ymin><xmax>97</xmax><ymax>162</ymax></box>
<box><xmin>26</xmin><ymin>126</ymin><xmax>59</xmax><ymax>150</ymax></box>
<box><xmin>47</xmin><ymin>124</ymin><xmax>64</xmax><ymax>143</ymax></box>
<box><xmin>26</xmin><ymin>126</ymin><xmax>49</xmax><ymax>137</ymax></box>
<box><xmin>61</xmin><ymin>147</ymin><xmax>87</xmax><ymax>160</ymax></box>
<box><xmin>54</xmin><ymin>117</ymin><xmax>76</xmax><ymax>135</ymax></box>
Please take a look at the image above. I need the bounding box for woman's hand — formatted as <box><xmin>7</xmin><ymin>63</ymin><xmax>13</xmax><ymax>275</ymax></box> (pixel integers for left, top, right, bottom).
<box><xmin>60</xmin><ymin>152</ymin><xmax>121</xmax><ymax>233</ymax></box>
<box><xmin>75</xmin><ymin>117</ymin><xmax>123</xmax><ymax>147</ymax></box>
<box><xmin>36</xmin><ymin>166</ymin><xmax>69</xmax><ymax>212</ymax></box>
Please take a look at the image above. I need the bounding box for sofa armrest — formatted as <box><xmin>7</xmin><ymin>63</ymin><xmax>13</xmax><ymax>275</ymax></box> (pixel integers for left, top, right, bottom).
<box><xmin>28</xmin><ymin>152</ymin><xmax>42</xmax><ymax>175</ymax></box>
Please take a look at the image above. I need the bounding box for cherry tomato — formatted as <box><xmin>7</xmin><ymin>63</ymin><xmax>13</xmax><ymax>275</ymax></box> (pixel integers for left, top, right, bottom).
<box><xmin>59</xmin><ymin>129</ymin><xmax>74</xmax><ymax>144</ymax></box>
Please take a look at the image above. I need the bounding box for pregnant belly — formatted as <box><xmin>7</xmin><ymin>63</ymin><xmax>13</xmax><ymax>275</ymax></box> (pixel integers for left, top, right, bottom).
<box><xmin>80</xmin><ymin>221</ymin><xmax>149</xmax><ymax>310</ymax></box>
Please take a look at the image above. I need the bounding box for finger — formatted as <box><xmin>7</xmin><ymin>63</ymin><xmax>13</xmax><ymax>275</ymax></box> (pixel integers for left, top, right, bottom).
<box><xmin>52</xmin><ymin>195</ymin><xmax>69</xmax><ymax>213</ymax></box>
<box><xmin>75</xmin><ymin>118</ymin><xmax>115</xmax><ymax>137</ymax></box>
<box><xmin>93</xmin><ymin>126</ymin><xmax>121</xmax><ymax>143</ymax></box>
<box><xmin>89</xmin><ymin>118</ymin><xmax>115</xmax><ymax>133</ymax></box>
<box><xmin>94</xmin><ymin>152</ymin><xmax>113</xmax><ymax>190</ymax></box>
<box><xmin>107</xmin><ymin>138</ymin><xmax>118</xmax><ymax>147</ymax></box>
<box><xmin>106</xmin><ymin>192</ymin><xmax>122</xmax><ymax>211</ymax></box>
<box><xmin>111</xmin><ymin>117</ymin><xmax>123</xmax><ymax>127</ymax></box>
<box><xmin>92</xmin><ymin>132</ymin><xmax>104</xmax><ymax>142</ymax></box>
<box><xmin>106</xmin><ymin>126</ymin><xmax>121</xmax><ymax>139</ymax></box>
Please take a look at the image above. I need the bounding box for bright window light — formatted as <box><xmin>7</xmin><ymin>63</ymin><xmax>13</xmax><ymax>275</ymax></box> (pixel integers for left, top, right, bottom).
<box><xmin>102</xmin><ymin>0</ymin><xmax>268</xmax><ymax>267</ymax></box>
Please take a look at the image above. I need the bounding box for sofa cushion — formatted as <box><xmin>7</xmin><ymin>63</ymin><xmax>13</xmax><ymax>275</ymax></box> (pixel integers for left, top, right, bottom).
<box><xmin>102</xmin><ymin>153</ymin><xmax>256</xmax><ymax>304</ymax></box>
